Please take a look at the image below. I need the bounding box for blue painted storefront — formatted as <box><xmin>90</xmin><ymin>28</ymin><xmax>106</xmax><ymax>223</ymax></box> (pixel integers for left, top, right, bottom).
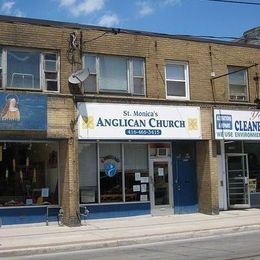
<box><xmin>83</xmin><ymin>202</ymin><xmax>150</xmax><ymax>219</ymax></box>
<box><xmin>0</xmin><ymin>203</ymin><xmax>150</xmax><ymax>225</ymax></box>
<box><xmin>0</xmin><ymin>141</ymin><xmax>198</xmax><ymax>225</ymax></box>
<box><xmin>0</xmin><ymin>206</ymin><xmax>60</xmax><ymax>225</ymax></box>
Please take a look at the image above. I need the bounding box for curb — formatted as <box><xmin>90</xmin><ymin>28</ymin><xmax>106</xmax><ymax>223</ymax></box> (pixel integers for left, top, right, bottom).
<box><xmin>1</xmin><ymin>224</ymin><xmax>260</xmax><ymax>257</ymax></box>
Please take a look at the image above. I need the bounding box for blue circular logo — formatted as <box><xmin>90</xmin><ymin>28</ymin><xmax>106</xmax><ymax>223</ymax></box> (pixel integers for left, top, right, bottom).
<box><xmin>104</xmin><ymin>163</ymin><xmax>117</xmax><ymax>177</ymax></box>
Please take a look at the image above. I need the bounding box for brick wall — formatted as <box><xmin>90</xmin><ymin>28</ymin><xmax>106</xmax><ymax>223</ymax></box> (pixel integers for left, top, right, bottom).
<box><xmin>197</xmin><ymin>140</ymin><xmax>219</xmax><ymax>214</ymax></box>
<box><xmin>1</xmin><ymin>17</ymin><xmax>259</xmax><ymax>222</ymax></box>
<box><xmin>0</xmin><ymin>19</ymin><xmax>259</xmax><ymax>103</ymax></box>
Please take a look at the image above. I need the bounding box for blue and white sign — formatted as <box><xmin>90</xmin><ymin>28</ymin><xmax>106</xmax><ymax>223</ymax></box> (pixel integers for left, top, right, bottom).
<box><xmin>77</xmin><ymin>103</ymin><xmax>201</xmax><ymax>140</ymax></box>
<box><xmin>214</xmin><ymin>109</ymin><xmax>260</xmax><ymax>140</ymax></box>
<box><xmin>0</xmin><ymin>93</ymin><xmax>47</xmax><ymax>131</ymax></box>
<box><xmin>104</xmin><ymin>163</ymin><xmax>117</xmax><ymax>177</ymax></box>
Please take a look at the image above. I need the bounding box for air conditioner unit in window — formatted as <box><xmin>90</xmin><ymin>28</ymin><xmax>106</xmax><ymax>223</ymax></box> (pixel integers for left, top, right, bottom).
<box><xmin>157</xmin><ymin>148</ymin><xmax>168</xmax><ymax>157</ymax></box>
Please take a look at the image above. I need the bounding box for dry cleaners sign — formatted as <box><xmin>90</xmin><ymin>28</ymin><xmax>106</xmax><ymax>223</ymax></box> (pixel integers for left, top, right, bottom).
<box><xmin>78</xmin><ymin>103</ymin><xmax>201</xmax><ymax>140</ymax></box>
<box><xmin>214</xmin><ymin>109</ymin><xmax>260</xmax><ymax>140</ymax></box>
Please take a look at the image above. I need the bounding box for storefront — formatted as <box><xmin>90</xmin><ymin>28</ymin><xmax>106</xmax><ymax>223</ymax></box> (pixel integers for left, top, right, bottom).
<box><xmin>77</xmin><ymin>102</ymin><xmax>201</xmax><ymax>218</ymax></box>
<box><xmin>214</xmin><ymin>109</ymin><xmax>260</xmax><ymax>210</ymax></box>
<box><xmin>0</xmin><ymin>93</ymin><xmax>60</xmax><ymax>225</ymax></box>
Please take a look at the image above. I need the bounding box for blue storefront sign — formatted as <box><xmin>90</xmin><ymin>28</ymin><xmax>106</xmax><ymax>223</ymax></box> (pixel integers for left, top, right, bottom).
<box><xmin>0</xmin><ymin>93</ymin><xmax>47</xmax><ymax>131</ymax></box>
<box><xmin>214</xmin><ymin>109</ymin><xmax>260</xmax><ymax>140</ymax></box>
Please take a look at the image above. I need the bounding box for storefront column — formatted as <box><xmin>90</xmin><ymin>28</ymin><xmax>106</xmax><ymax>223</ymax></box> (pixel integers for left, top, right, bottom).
<box><xmin>60</xmin><ymin>137</ymin><xmax>80</xmax><ymax>226</ymax></box>
<box><xmin>196</xmin><ymin>140</ymin><xmax>219</xmax><ymax>215</ymax></box>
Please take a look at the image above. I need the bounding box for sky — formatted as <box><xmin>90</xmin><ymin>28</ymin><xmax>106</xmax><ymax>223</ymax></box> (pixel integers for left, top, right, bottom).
<box><xmin>0</xmin><ymin>0</ymin><xmax>259</xmax><ymax>40</ymax></box>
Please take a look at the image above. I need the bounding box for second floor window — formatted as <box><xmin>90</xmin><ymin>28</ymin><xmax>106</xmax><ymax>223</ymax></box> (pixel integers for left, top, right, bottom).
<box><xmin>165</xmin><ymin>61</ymin><xmax>189</xmax><ymax>100</ymax></box>
<box><xmin>0</xmin><ymin>48</ymin><xmax>59</xmax><ymax>92</ymax></box>
<box><xmin>84</xmin><ymin>54</ymin><xmax>145</xmax><ymax>95</ymax></box>
<box><xmin>228</xmin><ymin>66</ymin><xmax>248</xmax><ymax>101</ymax></box>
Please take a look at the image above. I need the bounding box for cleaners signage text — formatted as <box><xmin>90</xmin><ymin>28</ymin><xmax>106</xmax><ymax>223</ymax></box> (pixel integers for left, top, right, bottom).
<box><xmin>214</xmin><ymin>109</ymin><xmax>260</xmax><ymax>140</ymax></box>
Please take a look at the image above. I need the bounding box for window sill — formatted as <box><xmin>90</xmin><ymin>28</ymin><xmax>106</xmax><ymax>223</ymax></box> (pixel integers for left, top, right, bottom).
<box><xmin>84</xmin><ymin>91</ymin><xmax>145</xmax><ymax>97</ymax></box>
<box><xmin>166</xmin><ymin>96</ymin><xmax>190</xmax><ymax>101</ymax></box>
<box><xmin>229</xmin><ymin>99</ymin><xmax>249</xmax><ymax>103</ymax></box>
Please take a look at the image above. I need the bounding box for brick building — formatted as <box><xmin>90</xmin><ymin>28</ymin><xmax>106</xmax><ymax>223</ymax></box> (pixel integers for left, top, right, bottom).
<box><xmin>0</xmin><ymin>15</ymin><xmax>259</xmax><ymax>226</ymax></box>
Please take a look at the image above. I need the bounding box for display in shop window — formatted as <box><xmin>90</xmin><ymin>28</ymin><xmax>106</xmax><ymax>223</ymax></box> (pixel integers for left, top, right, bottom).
<box><xmin>0</xmin><ymin>142</ymin><xmax>58</xmax><ymax>207</ymax></box>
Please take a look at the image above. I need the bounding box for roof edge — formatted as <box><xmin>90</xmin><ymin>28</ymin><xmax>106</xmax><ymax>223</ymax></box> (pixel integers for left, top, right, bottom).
<box><xmin>0</xmin><ymin>15</ymin><xmax>260</xmax><ymax>49</ymax></box>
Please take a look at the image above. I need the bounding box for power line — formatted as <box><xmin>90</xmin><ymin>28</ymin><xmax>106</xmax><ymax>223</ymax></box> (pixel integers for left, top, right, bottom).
<box><xmin>206</xmin><ymin>0</ymin><xmax>260</xmax><ymax>6</ymax></box>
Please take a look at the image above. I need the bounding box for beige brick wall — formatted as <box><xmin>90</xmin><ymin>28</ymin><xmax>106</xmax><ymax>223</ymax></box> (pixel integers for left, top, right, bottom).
<box><xmin>197</xmin><ymin>140</ymin><xmax>219</xmax><ymax>214</ymax></box>
<box><xmin>47</xmin><ymin>96</ymin><xmax>75</xmax><ymax>138</ymax></box>
<box><xmin>1</xmin><ymin>20</ymin><xmax>259</xmax><ymax>102</ymax></box>
<box><xmin>1</xmin><ymin>18</ymin><xmax>259</xmax><ymax>222</ymax></box>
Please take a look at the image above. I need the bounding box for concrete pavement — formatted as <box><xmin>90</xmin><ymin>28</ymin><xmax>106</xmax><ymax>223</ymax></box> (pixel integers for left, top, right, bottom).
<box><xmin>0</xmin><ymin>208</ymin><xmax>260</xmax><ymax>257</ymax></box>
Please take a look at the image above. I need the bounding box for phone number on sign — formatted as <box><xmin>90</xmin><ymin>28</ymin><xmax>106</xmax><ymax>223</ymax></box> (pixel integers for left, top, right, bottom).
<box><xmin>125</xmin><ymin>129</ymin><xmax>162</xmax><ymax>135</ymax></box>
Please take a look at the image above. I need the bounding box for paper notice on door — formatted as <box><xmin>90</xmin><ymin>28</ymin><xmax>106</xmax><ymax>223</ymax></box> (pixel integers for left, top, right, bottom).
<box><xmin>158</xmin><ymin>168</ymin><xmax>164</xmax><ymax>176</ymax></box>
<box><xmin>141</xmin><ymin>184</ymin><xmax>146</xmax><ymax>192</ymax></box>
<box><xmin>135</xmin><ymin>172</ymin><xmax>141</xmax><ymax>181</ymax></box>
<box><xmin>133</xmin><ymin>185</ymin><xmax>140</xmax><ymax>192</ymax></box>
<box><xmin>140</xmin><ymin>194</ymin><xmax>148</xmax><ymax>201</ymax></box>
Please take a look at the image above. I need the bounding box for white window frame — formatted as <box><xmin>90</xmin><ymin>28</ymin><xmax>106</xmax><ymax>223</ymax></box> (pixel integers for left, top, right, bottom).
<box><xmin>130</xmin><ymin>58</ymin><xmax>146</xmax><ymax>95</ymax></box>
<box><xmin>165</xmin><ymin>61</ymin><xmax>190</xmax><ymax>100</ymax></box>
<box><xmin>41</xmin><ymin>52</ymin><xmax>60</xmax><ymax>92</ymax></box>
<box><xmin>227</xmin><ymin>66</ymin><xmax>248</xmax><ymax>102</ymax></box>
<box><xmin>83</xmin><ymin>54</ymin><xmax>145</xmax><ymax>96</ymax></box>
<box><xmin>0</xmin><ymin>47</ymin><xmax>60</xmax><ymax>92</ymax></box>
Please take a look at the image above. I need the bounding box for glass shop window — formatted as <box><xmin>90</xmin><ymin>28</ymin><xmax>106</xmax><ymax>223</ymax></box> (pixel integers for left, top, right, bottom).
<box><xmin>99</xmin><ymin>143</ymin><xmax>122</xmax><ymax>203</ymax></box>
<box><xmin>79</xmin><ymin>143</ymin><xmax>98</xmax><ymax>203</ymax></box>
<box><xmin>244</xmin><ymin>142</ymin><xmax>260</xmax><ymax>193</ymax></box>
<box><xmin>124</xmin><ymin>144</ymin><xmax>149</xmax><ymax>202</ymax></box>
<box><xmin>0</xmin><ymin>142</ymin><xmax>59</xmax><ymax>207</ymax></box>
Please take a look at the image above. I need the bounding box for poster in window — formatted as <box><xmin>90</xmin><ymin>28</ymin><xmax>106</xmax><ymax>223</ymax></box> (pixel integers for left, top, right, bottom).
<box><xmin>140</xmin><ymin>194</ymin><xmax>148</xmax><ymax>201</ymax></box>
<box><xmin>141</xmin><ymin>184</ymin><xmax>147</xmax><ymax>192</ymax></box>
<box><xmin>140</xmin><ymin>177</ymin><xmax>149</xmax><ymax>183</ymax></box>
<box><xmin>41</xmin><ymin>188</ymin><xmax>49</xmax><ymax>198</ymax></box>
<box><xmin>135</xmin><ymin>172</ymin><xmax>141</xmax><ymax>181</ymax></box>
<box><xmin>158</xmin><ymin>168</ymin><xmax>164</xmax><ymax>176</ymax></box>
<box><xmin>133</xmin><ymin>185</ymin><xmax>140</xmax><ymax>192</ymax></box>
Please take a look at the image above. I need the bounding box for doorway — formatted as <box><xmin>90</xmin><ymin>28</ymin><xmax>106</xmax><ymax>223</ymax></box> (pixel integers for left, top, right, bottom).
<box><xmin>173</xmin><ymin>142</ymin><xmax>198</xmax><ymax>214</ymax></box>
<box><xmin>226</xmin><ymin>153</ymin><xmax>250</xmax><ymax>208</ymax></box>
<box><xmin>149</xmin><ymin>158</ymin><xmax>173</xmax><ymax>215</ymax></box>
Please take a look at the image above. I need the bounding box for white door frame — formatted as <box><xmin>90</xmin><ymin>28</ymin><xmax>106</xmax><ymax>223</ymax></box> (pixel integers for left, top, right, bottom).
<box><xmin>218</xmin><ymin>140</ymin><xmax>228</xmax><ymax>210</ymax></box>
<box><xmin>226</xmin><ymin>153</ymin><xmax>250</xmax><ymax>209</ymax></box>
<box><xmin>149</xmin><ymin>158</ymin><xmax>173</xmax><ymax>215</ymax></box>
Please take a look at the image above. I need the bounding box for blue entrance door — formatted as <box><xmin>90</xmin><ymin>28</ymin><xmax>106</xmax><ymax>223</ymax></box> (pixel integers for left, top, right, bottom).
<box><xmin>173</xmin><ymin>142</ymin><xmax>198</xmax><ymax>214</ymax></box>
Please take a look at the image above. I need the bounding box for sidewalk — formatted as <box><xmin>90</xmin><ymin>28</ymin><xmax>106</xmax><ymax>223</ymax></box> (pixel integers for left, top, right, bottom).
<box><xmin>0</xmin><ymin>208</ymin><xmax>260</xmax><ymax>257</ymax></box>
